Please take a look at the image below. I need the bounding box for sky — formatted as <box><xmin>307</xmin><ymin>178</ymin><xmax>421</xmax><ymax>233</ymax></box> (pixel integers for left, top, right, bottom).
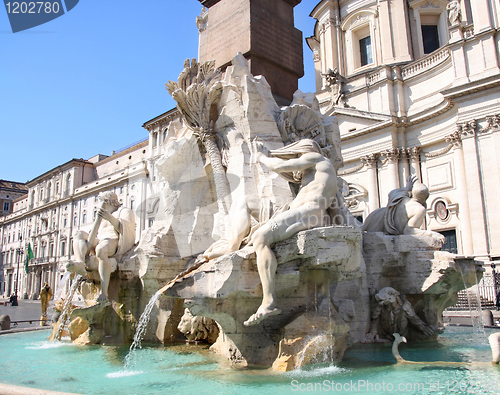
<box><xmin>1</xmin><ymin>0</ymin><xmax>319</xmax><ymax>183</ymax></box>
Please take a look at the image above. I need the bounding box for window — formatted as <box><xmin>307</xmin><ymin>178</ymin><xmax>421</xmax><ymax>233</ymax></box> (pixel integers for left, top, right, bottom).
<box><xmin>73</xmin><ymin>216</ymin><xmax>77</xmax><ymax>226</ymax></box>
<box><xmin>342</xmin><ymin>11</ymin><xmax>377</xmax><ymax>74</ymax></box>
<box><xmin>82</xmin><ymin>213</ymin><xmax>87</xmax><ymax>224</ymax></box>
<box><xmin>61</xmin><ymin>241</ymin><xmax>66</xmax><ymax>256</ymax></box>
<box><xmin>130</xmin><ymin>199</ymin><xmax>135</xmax><ymax>211</ymax></box>
<box><xmin>93</xmin><ymin>210</ymin><xmax>97</xmax><ymax>221</ymax></box>
<box><xmin>120</xmin><ymin>187</ymin><xmax>124</xmax><ymax>195</ymax></box>
<box><xmin>3</xmin><ymin>202</ymin><xmax>9</xmax><ymax>211</ymax></box>
<box><xmin>63</xmin><ymin>218</ymin><xmax>67</xmax><ymax>228</ymax></box>
<box><xmin>421</xmin><ymin>25</ymin><xmax>439</xmax><ymax>54</ymax></box>
<box><xmin>94</xmin><ymin>195</ymin><xmax>98</xmax><ymax>203</ymax></box>
<box><xmin>359</xmin><ymin>36</ymin><xmax>373</xmax><ymax>66</ymax></box>
<box><xmin>149</xmin><ymin>218</ymin><xmax>154</xmax><ymax>227</ymax></box>
<box><xmin>41</xmin><ymin>245</ymin><xmax>46</xmax><ymax>257</ymax></box>
<box><xmin>49</xmin><ymin>244</ymin><xmax>54</xmax><ymax>257</ymax></box>
<box><xmin>84</xmin><ymin>198</ymin><xmax>87</xmax><ymax>206</ymax></box>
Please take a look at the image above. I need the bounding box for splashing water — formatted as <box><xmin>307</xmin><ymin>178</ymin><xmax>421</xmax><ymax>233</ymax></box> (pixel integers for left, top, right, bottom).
<box><xmin>124</xmin><ymin>257</ymin><xmax>207</xmax><ymax>369</ymax></box>
<box><xmin>124</xmin><ymin>288</ymin><xmax>163</xmax><ymax>368</ymax></box>
<box><xmin>459</xmin><ymin>263</ymin><xmax>487</xmax><ymax>344</ymax></box>
<box><xmin>54</xmin><ymin>274</ymin><xmax>83</xmax><ymax>341</ymax></box>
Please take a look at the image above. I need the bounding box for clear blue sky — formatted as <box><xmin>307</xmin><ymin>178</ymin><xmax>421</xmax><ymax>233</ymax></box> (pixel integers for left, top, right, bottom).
<box><xmin>1</xmin><ymin>0</ymin><xmax>319</xmax><ymax>183</ymax></box>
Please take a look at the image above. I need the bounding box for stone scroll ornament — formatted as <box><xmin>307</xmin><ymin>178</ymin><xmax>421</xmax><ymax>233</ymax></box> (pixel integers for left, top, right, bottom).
<box><xmin>166</xmin><ymin>59</ymin><xmax>230</xmax><ymax>236</ymax></box>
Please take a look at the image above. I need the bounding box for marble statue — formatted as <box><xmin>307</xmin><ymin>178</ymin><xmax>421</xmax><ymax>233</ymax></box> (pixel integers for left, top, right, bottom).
<box><xmin>366</xmin><ymin>287</ymin><xmax>436</xmax><ymax>342</ymax></box>
<box><xmin>489</xmin><ymin>332</ymin><xmax>500</xmax><ymax>364</ymax></box>
<box><xmin>447</xmin><ymin>0</ymin><xmax>461</xmax><ymax>25</ymax></box>
<box><xmin>66</xmin><ymin>192</ymin><xmax>135</xmax><ymax>301</ymax></box>
<box><xmin>391</xmin><ymin>333</ymin><xmax>407</xmax><ymax>362</ymax></box>
<box><xmin>321</xmin><ymin>67</ymin><xmax>347</xmax><ymax>108</ymax></box>
<box><xmin>204</xmin><ymin>138</ymin><xmax>338</xmax><ymax>326</ymax></box>
<box><xmin>177</xmin><ymin>308</ymin><xmax>219</xmax><ymax>344</ymax></box>
<box><xmin>363</xmin><ymin>175</ymin><xmax>444</xmax><ymax>240</ymax></box>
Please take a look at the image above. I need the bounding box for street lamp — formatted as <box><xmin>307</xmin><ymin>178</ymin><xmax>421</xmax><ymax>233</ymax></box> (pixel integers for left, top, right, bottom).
<box><xmin>12</xmin><ymin>242</ymin><xmax>24</xmax><ymax>307</ymax></box>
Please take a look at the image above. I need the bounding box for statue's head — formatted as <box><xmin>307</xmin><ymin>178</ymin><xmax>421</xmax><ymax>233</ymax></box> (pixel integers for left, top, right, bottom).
<box><xmin>375</xmin><ymin>287</ymin><xmax>402</xmax><ymax>307</ymax></box>
<box><xmin>98</xmin><ymin>192</ymin><xmax>121</xmax><ymax>208</ymax></box>
<box><xmin>412</xmin><ymin>182</ymin><xmax>429</xmax><ymax>205</ymax></box>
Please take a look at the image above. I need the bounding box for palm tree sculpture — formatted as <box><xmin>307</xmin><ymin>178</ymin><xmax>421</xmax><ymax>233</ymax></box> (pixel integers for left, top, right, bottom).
<box><xmin>166</xmin><ymin>58</ymin><xmax>230</xmax><ymax>236</ymax></box>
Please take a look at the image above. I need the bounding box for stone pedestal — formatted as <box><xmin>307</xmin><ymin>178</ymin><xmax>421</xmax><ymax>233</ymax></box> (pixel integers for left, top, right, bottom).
<box><xmin>166</xmin><ymin>226</ymin><xmax>368</xmax><ymax>366</ymax></box>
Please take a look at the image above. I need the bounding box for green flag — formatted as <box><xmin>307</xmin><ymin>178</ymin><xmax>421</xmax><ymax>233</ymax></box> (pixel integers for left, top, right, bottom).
<box><xmin>25</xmin><ymin>243</ymin><xmax>34</xmax><ymax>273</ymax></box>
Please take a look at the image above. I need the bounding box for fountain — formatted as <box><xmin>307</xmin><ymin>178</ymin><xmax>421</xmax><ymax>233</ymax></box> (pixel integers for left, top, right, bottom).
<box><xmin>0</xmin><ymin>54</ymin><xmax>490</xmax><ymax>393</ymax></box>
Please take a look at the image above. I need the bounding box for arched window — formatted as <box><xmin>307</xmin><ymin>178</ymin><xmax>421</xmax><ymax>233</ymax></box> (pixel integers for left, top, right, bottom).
<box><xmin>82</xmin><ymin>213</ymin><xmax>87</xmax><ymax>224</ymax></box>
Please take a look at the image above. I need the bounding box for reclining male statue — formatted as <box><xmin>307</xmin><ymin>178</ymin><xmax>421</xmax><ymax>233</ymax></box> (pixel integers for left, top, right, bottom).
<box><xmin>204</xmin><ymin>138</ymin><xmax>338</xmax><ymax>326</ymax></box>
<box><xmin>363</xmin><ymin>175</ymin><xmax>444</xmax><ymax>240</ymax></box>
<box><xmin>66</xmin><ymin>192</ymin><xmax>136</xmax><ymax>301</ymax></box>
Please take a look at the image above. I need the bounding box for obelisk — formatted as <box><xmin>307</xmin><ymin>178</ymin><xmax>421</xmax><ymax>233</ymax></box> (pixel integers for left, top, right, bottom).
<box><xmin>197</xmin><ymin>0</ymin><xmax>304</xmax><ymax>104</ymax></box>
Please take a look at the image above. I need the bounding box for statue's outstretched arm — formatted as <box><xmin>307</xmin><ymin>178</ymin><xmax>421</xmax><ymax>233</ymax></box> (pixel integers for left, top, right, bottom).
<box><xmin>257</xmin><ymin>152</ymin><xmax>323</xmax><ymax>174</ymax></box>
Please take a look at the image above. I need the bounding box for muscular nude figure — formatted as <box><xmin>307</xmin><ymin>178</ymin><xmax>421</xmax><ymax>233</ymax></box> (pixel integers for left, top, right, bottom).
<box><xmin>204</xmin><ymin>139</ymin><xmax>338</xmax><ymax>326</ymax></box>
<box><xmin>67</xmin><ymin>192</ymin><xmax>135</xmax><ymax>301</ymax></box>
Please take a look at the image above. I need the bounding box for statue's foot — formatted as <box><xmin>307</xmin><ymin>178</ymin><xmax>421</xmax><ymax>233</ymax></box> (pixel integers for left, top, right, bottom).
<box><xmin>66</xmin><ymin>260</ymin><xmax>87</xmax><ymax>276</ymax></box>
<box><xmin>97</xmin><ymin>293</ymin><xmax>108</xmax><ymax>302</ymax></box>
<box><xmin>203</xmin><ymin>239</ymin><xmax>235</xmax><ymax>260</ymax></box>
<box><xmin>243</xmin><ymin>306</ymin><xmax>281</xmax><ymax>326</ymax></box>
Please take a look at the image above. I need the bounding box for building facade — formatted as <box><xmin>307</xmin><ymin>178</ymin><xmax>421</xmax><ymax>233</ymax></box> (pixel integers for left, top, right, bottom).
<box><xmin>0</xmin><ymin>139</ymin><xmax>153</xmax><ymax>299</ymax></box>
<box><xmin>307</xmin><ymin>0</ymin><xmax>500</xmax><ymax>265</ymax></box>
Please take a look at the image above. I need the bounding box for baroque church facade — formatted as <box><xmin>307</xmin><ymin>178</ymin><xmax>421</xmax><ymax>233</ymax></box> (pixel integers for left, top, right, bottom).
<box><xmin>307</xmin><ymin>0</ymin><xmax>500</xmax><ymax>264</ymax></box>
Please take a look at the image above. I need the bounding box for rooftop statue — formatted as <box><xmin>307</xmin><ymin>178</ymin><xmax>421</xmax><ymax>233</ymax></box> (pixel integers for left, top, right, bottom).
<box><xmin>204</xmin><ymin>138</ymin><xmax>338</xmax><ymax>326</ymax></box>
<box><xmin>66</xmin><ymin>191</ymin><xmax>136</xmax><ymax>301</ymax></box>
<box><xmin>363</xmin><ymin>175</ymin><xmax>444</xmax><ymax>241</ymax></box>
<box><xmin>447</xmin><ymin>0</ymin><xmax>461</xmax><ymax>26</ymax></box>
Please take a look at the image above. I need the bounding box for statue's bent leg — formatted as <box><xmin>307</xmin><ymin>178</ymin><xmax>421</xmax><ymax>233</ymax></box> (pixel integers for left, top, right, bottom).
<box><xmin>66</xmin><ymin>231</ymin><xmax>92</xmax><ymax>276</ymax></box>
<box><xmin>244</xmin><ymin>207</ymin><xmax>320</xmax><ymax>326</ymax></box>
<box><xmin>95</xmin><ymin>239</ymin><xmax>118</xmax><ymax>301</ymax></box>
<box><xmin>204</xmin><ymin>197</ymin><xmax>253</xmax><ymax>260</ymax></box>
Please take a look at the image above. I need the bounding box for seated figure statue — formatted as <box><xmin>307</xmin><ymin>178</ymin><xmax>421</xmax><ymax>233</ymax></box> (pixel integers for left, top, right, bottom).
<box><xmin>204</xmin><ymin>138</ymin><xmax>338</xmax><ymax>326</ymax></box>
<box><xmin>66</xmin><ymin>192</ymin><xmax>135</xmax><ymax>301</ymax></box>
<box><xmin>363</xmin><ymin>175</ymin><xmax>443</xmax><ymax>239</ymax></box>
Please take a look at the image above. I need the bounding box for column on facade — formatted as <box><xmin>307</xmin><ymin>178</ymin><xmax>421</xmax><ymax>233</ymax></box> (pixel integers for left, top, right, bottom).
<box><xmin>446</xmin><ymin>131</ymin><xmax>473</xmax><ymax>255</ymax></box>
<box><xmin>361</xmin><ymin>154</ymin><xmax>380</xmax><ymax>212</ymax></box>
<box><xmin>459</xmin><ymin>122</ymin><xmax>489</xmax><ymax>257</ymax></box>
<box><xmin>400</xmin><ymin>148</ymin><xmax>410</xmax><ymax>184</ymax></box>
<box><xmin>377</xmin><ymin>0</ymin><xmax>395</xmax><ymax>64</ymax></box>
<box><xmin>470</xmin><ymin>0</ymin><xmax>493</xmax><ymax>33</ymax></box>
<box><xmin>408</xmin><ymin>146</ymin><xmax>422</xmax><ymax>181</ymax></box>
<box><xmin>382</xmin><ymin>148</ymin><xmax>400</xmax><ymax>191</ymax></box>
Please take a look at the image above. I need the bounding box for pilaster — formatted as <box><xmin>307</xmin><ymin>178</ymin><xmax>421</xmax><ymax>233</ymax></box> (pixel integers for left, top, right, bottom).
<box><xmin>445</xmin><ymin>131</ymin><xmax>473</xmax><ymax>255</ymax></box>
<box><xmin>361</xmin><ymin>154</ymin><xmax>380</xmax><ymax>212</ymax></box>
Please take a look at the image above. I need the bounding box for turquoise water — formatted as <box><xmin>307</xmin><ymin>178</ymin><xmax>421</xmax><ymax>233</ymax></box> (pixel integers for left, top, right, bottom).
<box><xmin>0</xmin><ymin>326</ymin><xmax>499</xmax><ymax>394</ymax></box>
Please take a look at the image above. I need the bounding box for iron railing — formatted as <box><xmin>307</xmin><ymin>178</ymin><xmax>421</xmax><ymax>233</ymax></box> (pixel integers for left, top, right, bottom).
<box><xmin>446</xmin><ymin>273</ymin><xmax>499</xmax><ymax>311</ymax></box>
